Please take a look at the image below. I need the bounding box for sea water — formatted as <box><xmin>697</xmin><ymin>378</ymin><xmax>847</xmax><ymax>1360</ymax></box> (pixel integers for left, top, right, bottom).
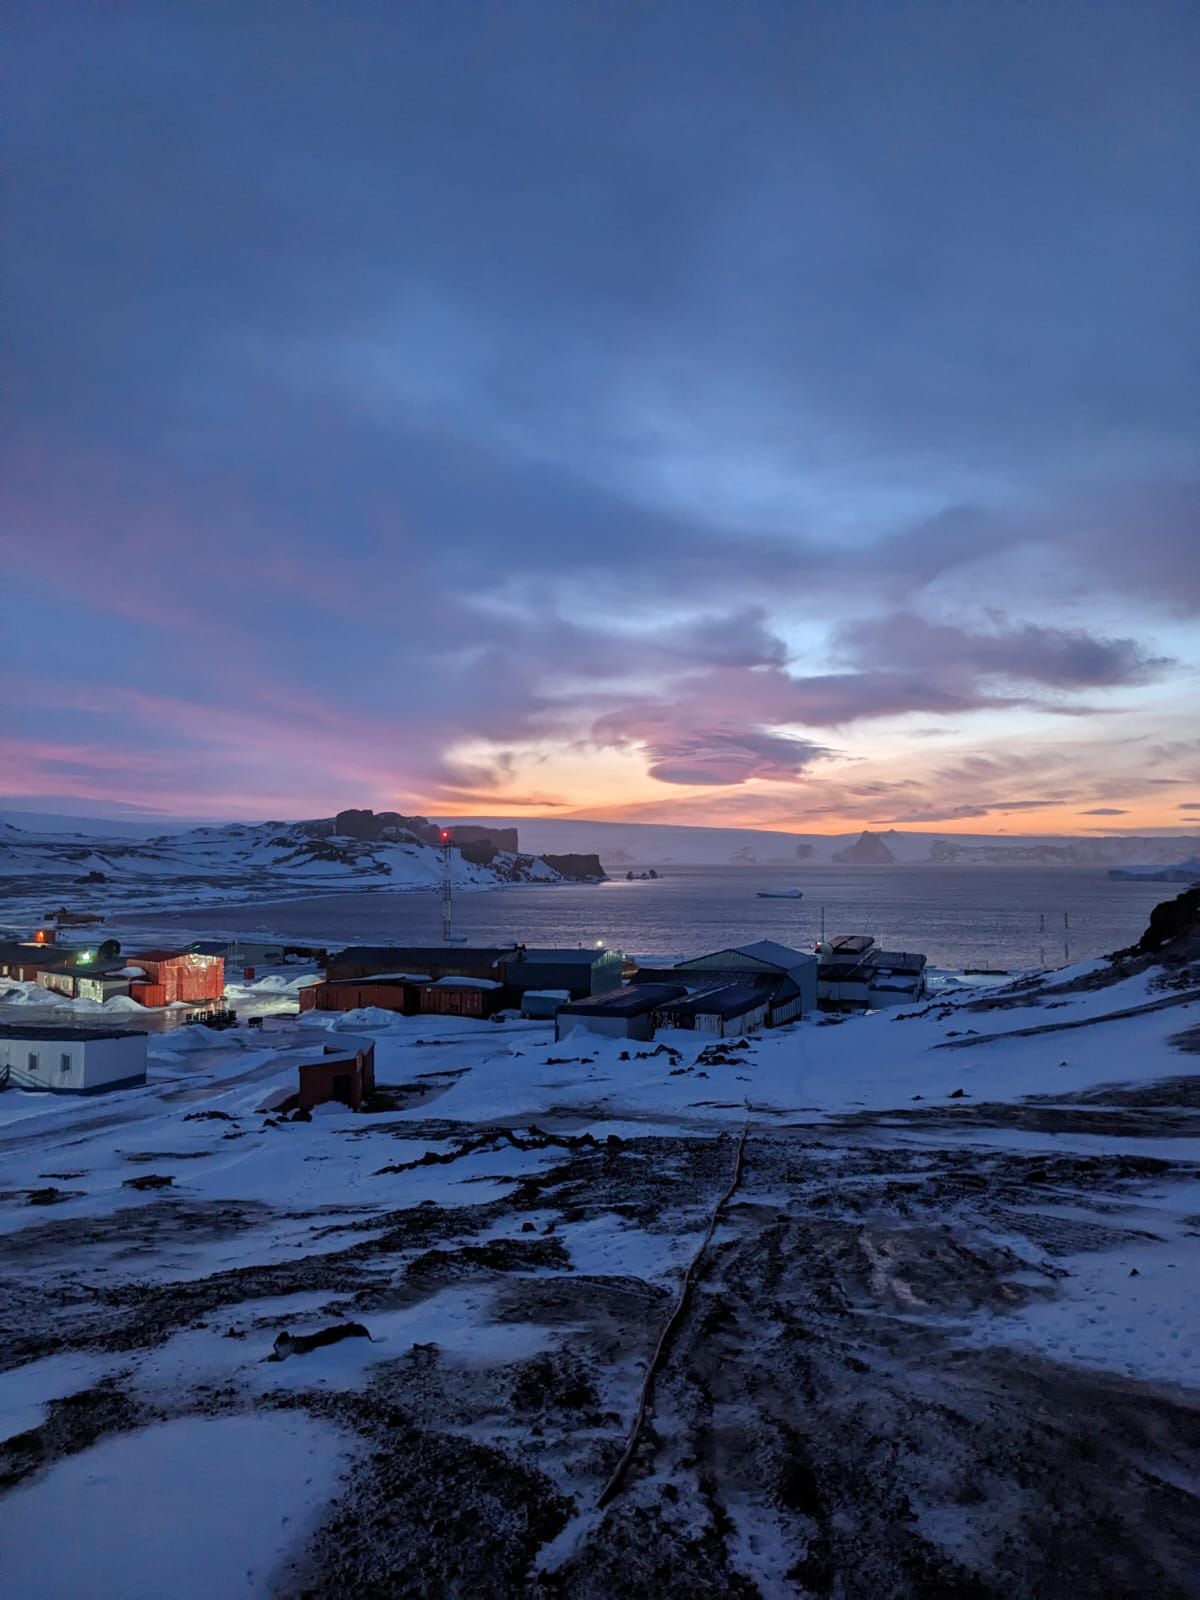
<box><xmin>133</xmin><ymin>865</ymin><xmax>1174</xmax><ymax>972</ymax></box>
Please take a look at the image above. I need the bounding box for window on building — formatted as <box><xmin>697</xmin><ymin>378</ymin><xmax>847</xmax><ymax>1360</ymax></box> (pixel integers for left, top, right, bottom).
<box><xmin>27</xmin><ymin>1052</ymin><xmax>39</xmax><ymax>1074</ymax></box>
<box><xmin>60</xmin><ymin>1053</ymin><xmax>72</xmax><ymax>1074</ymax></box>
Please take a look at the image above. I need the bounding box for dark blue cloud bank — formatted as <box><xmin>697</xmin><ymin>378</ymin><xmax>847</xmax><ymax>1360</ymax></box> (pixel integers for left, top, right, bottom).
<box><xmin>3</xmin><ymin>2</ymin><xmax>1197</xmax><ymax>827</ymax></box>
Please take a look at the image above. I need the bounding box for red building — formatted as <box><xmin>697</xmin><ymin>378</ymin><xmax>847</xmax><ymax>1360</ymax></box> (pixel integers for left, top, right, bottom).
<box><xmin>299</xmin><ymin>976</ymin><xmax>425</xmax><ymax>1015</ymax></box>
<box><xmin>418</xmin><ymin>978</ymin><xmax>505</xmax><ymax>1018</ymax></box>
<box><xmin>296</xmin><ymin>1040</ymin><xmax>376</xmax><ymax>1111</ymax></box>
<box><xmin>126</xmin><ymin>950</ymin><xmax>225</xmax><ymax>1006</ymax></box>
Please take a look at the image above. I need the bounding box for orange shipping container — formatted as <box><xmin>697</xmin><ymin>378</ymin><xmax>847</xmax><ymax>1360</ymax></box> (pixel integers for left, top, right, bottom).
<box><xmin>130</xmin><ymin>981</ymin><xmax>167</xmax><ymax>1007</ymax></box>
<box><xmin>127</xmin><ymin>951</ymin><xmax>225</xmax><ymax>1004</ymax></box>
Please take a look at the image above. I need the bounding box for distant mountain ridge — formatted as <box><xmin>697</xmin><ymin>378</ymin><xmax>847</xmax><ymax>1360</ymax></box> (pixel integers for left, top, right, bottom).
<box><xmin>1109</xmin><ymin>857</ymin><xmax>1200</xmax><ymax>884</ymax></box>
<box><xmin>445</xmin><ymin>816</ymin><xmax>1200</xmax><ymax>869</ymax></box>
<box><xmin>0</xmin><ymin>809</ymin><xmax>218</xmax><ymax>839</ymax></box>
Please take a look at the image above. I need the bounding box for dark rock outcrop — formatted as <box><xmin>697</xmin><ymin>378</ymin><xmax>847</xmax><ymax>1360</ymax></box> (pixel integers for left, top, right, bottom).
<box><xmin>447</xmin><ymin>825</ymin><xmax>519</xmax><ymax>852</ymax></box>
<box><xmin>457</xmin><ymin>839</ymin><xmax>497</xmax><ymax>867</ymax></box>
<box><xmin>270</xmin><ymin>1322</ymin><xmax>371</xmax><ymax>1360</ymax></box>
<box><xmin>331</xmin><ymin>808</ymin><xmax>378</xmax><ymax>841</ymax></box>
<box><xmin>1129</xmin><ymin>886</ymin><xmax>1200</xmax><ymax>956</ymax></box>
<box><xmin>541</xmin><ymin>853</ymin><xmax>606</xmax><ymax>881</ymax></box>
<box><xmin>294</xmin><ymin>816</ymin><xmax>335</xmax><ymax>839</ymax></box>
<box><xmin>331</xmin><ymin>808</ymin><xmax>440</xmax><ymax>844</ymax></box>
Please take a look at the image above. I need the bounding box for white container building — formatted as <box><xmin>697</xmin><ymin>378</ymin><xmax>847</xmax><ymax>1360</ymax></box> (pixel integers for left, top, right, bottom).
<box><xmin>0</xmin><ymin>1024</ymin><xmax>148</xmax><ymax>1094</ymax></box>
<box><xmin>556</xmin><ymin>983</ymin><xmax>687</xmax><ymax>1042</ymax></box>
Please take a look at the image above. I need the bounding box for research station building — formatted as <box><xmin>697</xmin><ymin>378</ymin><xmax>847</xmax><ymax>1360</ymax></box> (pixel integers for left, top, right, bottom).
<box><xmin>0</xmin><ymin>1024</ymin><xmax>148</xmax><ymax>1094</ymax></box>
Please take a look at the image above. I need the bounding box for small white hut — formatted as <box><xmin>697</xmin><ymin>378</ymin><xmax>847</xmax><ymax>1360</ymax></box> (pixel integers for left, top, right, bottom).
<box><xmin>0</xmin><ymin>1024</ymin><xmax>148</xmax><ymax>1094</ymax></box>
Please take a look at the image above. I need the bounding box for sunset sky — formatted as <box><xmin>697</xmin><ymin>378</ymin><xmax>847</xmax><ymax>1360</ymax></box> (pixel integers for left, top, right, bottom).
<box><xmin>4</xmin><ymin>4</ymin><xmax>1198</xmax><ymax>835</ymax></box>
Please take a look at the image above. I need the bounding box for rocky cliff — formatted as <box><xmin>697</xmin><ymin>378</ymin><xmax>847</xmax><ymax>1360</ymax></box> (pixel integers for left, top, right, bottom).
<box><xmin>308</xmin><ymin>811</ymin><xmax>521</xmax><ymax>853</ymax></box>
<box><xmin>448</xmin><ymin>824</ymin><xmax>520</xmax><ymax>853</ymax></box>
<box><xmin>1123</xmin><ymin>886</ymin><xmax>1200</xmax><ymax>957</ymax></box>
<box><xmin>540</xmin><ymin>853</ymin><xmax>606</xmax><ymax>881</ymax></box>
<box><xmin>324</xmin><ymin>808</ymin><xmax>440</xmax><ymax>844</ymax></box>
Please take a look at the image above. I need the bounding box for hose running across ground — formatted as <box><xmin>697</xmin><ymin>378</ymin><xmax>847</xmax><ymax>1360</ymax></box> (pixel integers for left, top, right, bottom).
<box><xmin>597</xmin><ymin>1118</ymin><xmax>751</xmax><ymax>1510</ymax></box>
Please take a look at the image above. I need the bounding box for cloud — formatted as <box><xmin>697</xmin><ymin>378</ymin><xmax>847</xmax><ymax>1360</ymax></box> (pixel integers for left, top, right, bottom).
<box><xmin>1080</xmin><ymin>807</ymin><xmax>1129</xmax><ymax>816</ymax></box>
<box><xmin>762</xmin><ymin>671</ymin><xmax>1016</xmax><ymax>725</ymax></box>
<box><xmin>583</xmin><ymin>635</ymin><xmax>1134</xmax><ymax>793</ymax></box>
<box><xmin>868</xmin><ymin>797</ymin><xmax>1069</xmax><ymax>824</ymax></box>
<box><xmin>839</xmin><ymin>613</ymin><xmax>1172</xmax><ymax>690</ymax></box>
<box><xmin>2</xmin><ymin>6</ymin><xmax>1197</xmax><ymax>823</ymax></box>
<box><xmin>591</xmin><ymin>703</ymin><xmax>831</xmax><ymax>787</ymax></box>
<box><xmin>655</xmin><ymin>609</ymin><xmax>788</xmax><ymax>668</ymax></box>
<box><xmin>434</xmin><ymin>790</ymin><xmax>569</xmax><ymax>809</ymax></box>
<box><xmin>643</xmin><ymin>730</ymin><xmax>829</xmax><ymax>787</ymax></box>
<box><xmin>1062</xmin><ymin>483</ymin><xmax>1200</xmax><ymax>617</ymax></box>
<box><xmin>587</xmin><ymin>657</ymin><xmax>1017</xmax><ymax>790</ymax></box>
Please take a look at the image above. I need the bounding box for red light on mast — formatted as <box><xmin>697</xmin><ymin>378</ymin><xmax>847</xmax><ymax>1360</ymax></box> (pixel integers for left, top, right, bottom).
<box><xmin>439</xmin><ymin>829</ymin><xmax>451</xmax><ymax>843</ymax></box>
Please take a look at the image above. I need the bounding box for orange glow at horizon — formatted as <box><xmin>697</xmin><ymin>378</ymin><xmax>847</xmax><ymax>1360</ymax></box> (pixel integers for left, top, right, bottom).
<box><xmin>413</xmin><ymin>726</ymin><xmax>1200</xmax><ymax>836</ymax></box>
<box><xmin>433</xmin><ymin>801</ymin><xmax>1194</xmax><ymax>836</ymax></box>
<box><xmin>413</xmin><ymin>786</ymin><xmax>1195</xmax><ymax>837</ymax></box>
<box><xmin>5</xmin><ymin>718</ymin><xmax>1196</xmax><ymax>838</ymax></box>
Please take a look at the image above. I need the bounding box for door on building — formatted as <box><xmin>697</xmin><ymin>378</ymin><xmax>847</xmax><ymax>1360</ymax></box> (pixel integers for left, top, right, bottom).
<box><xmin>332</xmin><ymin>1074</ymin><xmax>353</xmax><ymax>1105</ymax></box>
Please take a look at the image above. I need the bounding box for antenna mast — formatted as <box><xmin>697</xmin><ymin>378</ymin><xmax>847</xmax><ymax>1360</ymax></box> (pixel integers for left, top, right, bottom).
<box><xmin>439</xmin><ymin>829</ymin><xmax>454</xmax><ymax>943</ymax></box>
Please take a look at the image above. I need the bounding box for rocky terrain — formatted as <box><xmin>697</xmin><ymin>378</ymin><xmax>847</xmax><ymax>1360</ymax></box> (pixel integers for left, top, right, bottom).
<box><xmin>0</xmin><ymin>896</ymin><xmax>1197</xmax><ymax>1597</ymax></box>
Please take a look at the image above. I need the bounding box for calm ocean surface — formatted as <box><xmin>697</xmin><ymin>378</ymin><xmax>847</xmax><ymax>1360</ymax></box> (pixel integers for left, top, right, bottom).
<box><xmin>140</xmin><ymin>865</ymin><xmax>1172</xmax><ymax>972</ymax></box>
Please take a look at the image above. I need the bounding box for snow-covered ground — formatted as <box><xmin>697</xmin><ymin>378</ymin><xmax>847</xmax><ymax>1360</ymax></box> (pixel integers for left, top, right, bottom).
<box><xmin>0</xmin><ymin>817</ymin><xmax>564</xmax><ymax>922</ymax></box>
<box><xmin>1</xmin><ymin>954</ymin><xmax>1197</xmax><ymax>1596</ymax></box>
<box><xmin>0</xmin><ymin>1413</ymin><xmax>350</xmax><ymax>1600</ymax></box>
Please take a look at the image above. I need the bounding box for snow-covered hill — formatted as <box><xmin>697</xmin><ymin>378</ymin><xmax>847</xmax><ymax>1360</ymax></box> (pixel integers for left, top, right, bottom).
<box><xmin>0</xmin><ymin>808</ymin><xmax>213</xmax><ymax>838</ymax></box>
<box><xmin>0</xmin><ymin>820</ymin><xmax>562</xmax><ymax>921</ymax></box>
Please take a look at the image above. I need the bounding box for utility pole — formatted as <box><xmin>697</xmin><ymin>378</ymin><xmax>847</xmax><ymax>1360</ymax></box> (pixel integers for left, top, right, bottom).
<box><xmin>439</xmin><ymin>829</ymin><xmax>453</xmax><ymax>944</ymax></box>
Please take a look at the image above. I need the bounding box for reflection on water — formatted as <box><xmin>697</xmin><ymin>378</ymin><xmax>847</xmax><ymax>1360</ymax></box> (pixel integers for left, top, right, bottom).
<box><xmin>127</xmin><ymin>865</ymin><xmax>1169</xmax><ymax>972</ymax></box>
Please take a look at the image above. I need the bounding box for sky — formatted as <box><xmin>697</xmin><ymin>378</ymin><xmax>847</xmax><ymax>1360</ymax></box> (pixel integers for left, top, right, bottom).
<box><xmin>3</xmin><ymin>2</ymin><xmax>1199</xmax><ymax>836</ymax></box>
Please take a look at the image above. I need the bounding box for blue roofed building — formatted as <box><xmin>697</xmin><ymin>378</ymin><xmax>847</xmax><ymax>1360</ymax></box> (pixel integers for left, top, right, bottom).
<box><xmin>556</xmin><ymin>983</ymin><xmax>687</xmax><ymax>1042</ymax></box>
<box><xmin>657</xmin><ymin>982</ymin><xmax>772</xmax><ymax>1036</ymax></box>
<box><xmin>671</xmin><ymin>940</ymin><xmax>818</xmax><ymax>1023</ymax></box>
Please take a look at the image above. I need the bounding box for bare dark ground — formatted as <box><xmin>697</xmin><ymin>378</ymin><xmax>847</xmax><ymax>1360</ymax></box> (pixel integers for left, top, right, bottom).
<box><xmin>2</xmin><ymin>1089</ymin><xmax>1198</xmax><ymax>1598</ymax></box>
